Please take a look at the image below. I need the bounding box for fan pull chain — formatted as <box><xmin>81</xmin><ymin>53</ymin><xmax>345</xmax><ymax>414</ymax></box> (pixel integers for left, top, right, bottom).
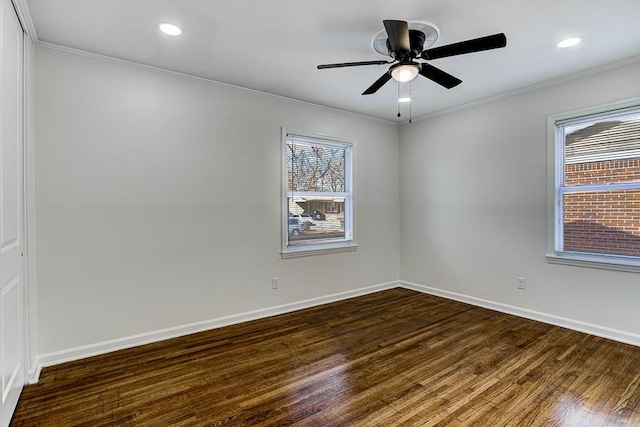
<box><xmin>397</xmin><ymin>81</ymin><xmax>401</xmax><ymax>118</ymax></box>
<box><xmin>409</xmin><ymin>81</ymin><xmax>412</xmax><ymax>124</ymax></box>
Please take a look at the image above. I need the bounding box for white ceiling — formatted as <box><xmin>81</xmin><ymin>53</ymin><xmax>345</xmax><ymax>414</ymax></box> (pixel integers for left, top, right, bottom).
<box><xmin>23</xmin><ymin>0</ymin><xmax>640</xmax><ymax>122</ymax></box>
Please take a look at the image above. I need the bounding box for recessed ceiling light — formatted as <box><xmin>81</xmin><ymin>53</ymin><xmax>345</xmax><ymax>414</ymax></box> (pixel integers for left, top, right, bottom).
<box><xmin>557</xmin><ymin>37</ymin><xmax>581</xmax><ymax>48</ymax></box>
<box><xmin>398</xmin><ymin>97</ymin><xmax>412</xmax><ymax>103</ymax></box>
<box><xmin>159</xmin><ymin>23</ymin><xmax>182</xmax><ymax>36</ymax></box>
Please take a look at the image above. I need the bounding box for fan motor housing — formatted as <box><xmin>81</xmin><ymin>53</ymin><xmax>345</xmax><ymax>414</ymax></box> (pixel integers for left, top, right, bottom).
<box><xmin>386</xmin><ymin>30</ymin><xmax>426</xmax><ymax>58</ymax></box>
<box><xmin>373</xmin><ymin>20</ymin><xmax>440</xmax><ymax>58</ymax></box>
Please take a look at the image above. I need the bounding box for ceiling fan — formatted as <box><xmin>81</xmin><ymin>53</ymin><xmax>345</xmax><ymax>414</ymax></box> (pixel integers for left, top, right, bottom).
<box><xmin>317</xmin><ymin>20</ymin><xmax>507</xmax><ymax>95</ymax></box>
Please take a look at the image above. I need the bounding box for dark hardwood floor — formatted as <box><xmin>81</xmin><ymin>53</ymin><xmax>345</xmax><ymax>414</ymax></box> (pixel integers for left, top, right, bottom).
<box><xmin>11</xmin><ymin>288</ymin><xmax>640</xmax><ymax>426</ymax></box>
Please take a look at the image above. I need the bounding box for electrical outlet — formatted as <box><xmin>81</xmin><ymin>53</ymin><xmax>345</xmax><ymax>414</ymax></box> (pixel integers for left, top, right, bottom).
<box><xmin>517</xmin><ymin>277</ymin><xmax>526</xmax><ymax>290</ymax></box>
<box><xmin>272</xmin><ymin>277</ymin><xmax>279</xmax><ymax>290</ymax></box>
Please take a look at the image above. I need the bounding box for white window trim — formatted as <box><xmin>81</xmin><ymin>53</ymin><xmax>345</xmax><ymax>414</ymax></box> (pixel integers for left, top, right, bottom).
<box><xmin>546</xmin><ymin>97</ymin><xmax>640</xmax><ymax>273</ymax></box>
<box><xmin>281</xmin><ymin>127</ymin><xmax>358</xmax><ymax>258</ymax></box>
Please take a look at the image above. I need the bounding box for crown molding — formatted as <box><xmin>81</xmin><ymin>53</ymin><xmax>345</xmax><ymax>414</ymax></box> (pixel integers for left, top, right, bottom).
<box><xmin>11</xmin><ymin>0</ymin><xmax>38</xmax><ymax>42</ymax></box>
<box><xmin>408</xmin><ymin>54</ymin><xmax>640</xmax><ymax>123</ymax></box>
<box><xmin>35</xmin><ymin>41</ymin><xmax>399</xmax><ymax>126</ymax></box>
<box><xmin>15</xmin><ymin>1</ymin><xmax>640</xmax><ymax>127</ymax></box>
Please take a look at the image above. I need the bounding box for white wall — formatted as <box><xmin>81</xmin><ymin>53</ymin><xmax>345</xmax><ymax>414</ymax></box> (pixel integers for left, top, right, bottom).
<box><xmin>400</xmin><ymin>60</ymin><xmax>640</xmax><ymax>336</ymax></box>
<box><xmin>32</xmin><ymin>43</ymin><xmax>640</xmax><ymax>364</ymax></box>
<box><xmin>34</xmin><ymin>46</ymin><xmax>400</xmax><ymax>355</ymax></box>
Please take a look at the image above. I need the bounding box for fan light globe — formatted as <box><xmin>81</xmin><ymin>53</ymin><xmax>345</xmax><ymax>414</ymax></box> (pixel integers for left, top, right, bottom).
<box><xmin>391</xmin><ymin>64</ymin><xmax>420</xmax><ymax>83</ymax></box>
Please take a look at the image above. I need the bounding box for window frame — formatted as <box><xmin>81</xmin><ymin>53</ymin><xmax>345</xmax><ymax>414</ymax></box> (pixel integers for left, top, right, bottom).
<box><xmin>546</xmin><ymin>98</ymin><xmax>640</xmax><ymax>273</ymax></box>
<box><xmin>281</xmin><ymin>128</ymin><xmax>357</xmax><ymax>258</ymax></box>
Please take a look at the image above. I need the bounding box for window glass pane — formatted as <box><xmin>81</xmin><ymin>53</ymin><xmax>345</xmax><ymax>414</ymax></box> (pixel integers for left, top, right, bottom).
<box><xmin>564</xmin><ymin>112</ymin><xmax>640</xmax><ymax>186</ymax></box>
<box><xmin>565</xmin><ymin>158</ymin><xmax>640</xmax><ymax>186</ymax></box>
<box><xmin>287</xmin><ymin>196</ymin><xmax>346</xmax><ymax>245</ymax></box>
<box><xmin>287</xmin><ymin>142</ymin><xmax>345</xmax><ymax>192</ymax></box>
<box><xmin>563</xmin><ymin>189</ymin><xmax>640</xmax><ymax>257</ymax></box>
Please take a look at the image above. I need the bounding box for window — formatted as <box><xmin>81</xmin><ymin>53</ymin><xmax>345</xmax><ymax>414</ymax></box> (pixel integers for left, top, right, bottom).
<box><xmin>547</xmin><ymin>99</ymin><xmax>640</xmax><ymax>272</ymax></box>
<box><xmin>282</xmin><ymin>129</ymin><xmax>356</xmax><ymax>257</ymax></box>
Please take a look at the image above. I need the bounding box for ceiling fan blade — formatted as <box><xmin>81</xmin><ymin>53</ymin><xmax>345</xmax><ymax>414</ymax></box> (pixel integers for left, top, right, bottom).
<box><xmin>317</xmin><ymin>60</ymin><xmax>391</xmax><ymax>69</ymax></box>
<box><xmin>419</xmin><ymin>63</ymin><xmax>462</xmax><ymax>89</ymax></box>
<box><xmin>383</xmin><ymin>20</ymin><xmax>410</xmax><ymax>53</ymax></box>
<box><xmin>421</xmin><ymin>33</ymin><xmax>507</xmax><ymax>60</ymax></box>
<box><xmin>362</xmin><ymin>73</ymin><xmax>392</xmax><ymax>95</ymax></box>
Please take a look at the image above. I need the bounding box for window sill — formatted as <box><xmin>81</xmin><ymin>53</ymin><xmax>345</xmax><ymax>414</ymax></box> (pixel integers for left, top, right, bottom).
<box><xmin>281</xmin><ymin>242</ymin><xmax>358</xmax><ymax>259</ymax></box>
<box><xmin>546</xmin><ymin>252</ymin><xmax>640</xmax><ymax>273</ymax></box>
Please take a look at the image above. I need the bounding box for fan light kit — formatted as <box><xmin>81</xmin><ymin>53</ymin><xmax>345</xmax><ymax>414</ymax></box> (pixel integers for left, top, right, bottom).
<box><xmin>390</xmin><ymin>63</ymin><xmax>420</xmax><ymax>82</ymax></box>
<box><xmin>159</xmin><ymin>23</ymin><xmax>182</xmax><ymax>36</ymax></box>
<box><xmin>317</xmin><ymin>19</ymin><xmax>507</xmax><ymax>120</ymax></box>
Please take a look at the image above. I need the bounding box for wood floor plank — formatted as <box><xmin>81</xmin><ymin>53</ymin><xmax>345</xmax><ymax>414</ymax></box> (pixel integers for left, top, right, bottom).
<box><xmin>10</xmin><ymin>288</ymin><xmax>640</xmax><ymax>426</ymax></box>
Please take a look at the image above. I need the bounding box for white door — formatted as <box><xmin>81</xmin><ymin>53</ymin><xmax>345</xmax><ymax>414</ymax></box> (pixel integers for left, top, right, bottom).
<box><xmin>0</xmin><ymin>0</ymin><xmax>25</xmax><ymax>425</ymax></box>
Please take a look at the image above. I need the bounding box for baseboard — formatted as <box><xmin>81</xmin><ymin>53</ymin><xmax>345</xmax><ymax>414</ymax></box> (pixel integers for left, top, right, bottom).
<box><xmin>30</xmin><ymin>279</ymin><xmax>639</xmax><ymax>384</ymax></box>
<box><xmin>399</xmin><ymin>281</ymin><xmax>640</xmax><ymax>348</ymax></box>
<box><xmin>28</xmin><ymin>281</ymin><xmax>399</xmax><ymax>384</ymax></box>
<box><xmin>27</xmin><ymin>357</ymin><xmax>41</xmax><ymax>385</ymax></box>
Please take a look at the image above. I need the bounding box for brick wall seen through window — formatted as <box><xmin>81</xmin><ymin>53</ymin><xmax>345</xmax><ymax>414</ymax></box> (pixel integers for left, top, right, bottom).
<box><xmin>556</xmin><ymin>107</ymin><xmax>640</xmax><ymax>260</ymax></box>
